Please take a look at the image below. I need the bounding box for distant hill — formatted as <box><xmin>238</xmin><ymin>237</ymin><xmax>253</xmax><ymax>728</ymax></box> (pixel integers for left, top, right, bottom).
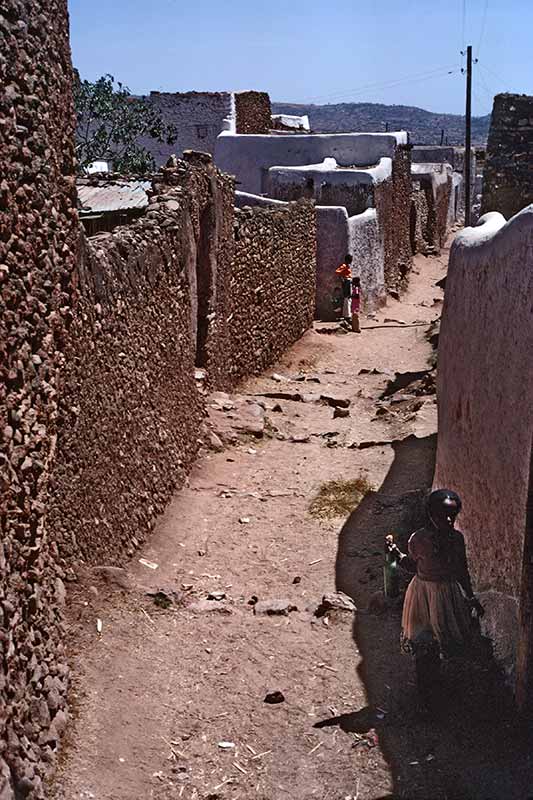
<box><xmin>271</xmin><ymin>101</ymin><xmax>490</xmax><ymax>146</ymax></box>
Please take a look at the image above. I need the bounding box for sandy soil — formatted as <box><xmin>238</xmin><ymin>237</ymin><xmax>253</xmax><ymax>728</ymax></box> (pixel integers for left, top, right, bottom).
<box><xmin>51</xmin><ymin>248</ymin><xmax>533</xmax><ymax>800</ymax></box>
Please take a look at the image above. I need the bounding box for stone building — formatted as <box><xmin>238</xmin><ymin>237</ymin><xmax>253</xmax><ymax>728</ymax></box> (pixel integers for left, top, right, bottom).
<box><xmin>216</xmin><ymin>130</ymin><xmax>413</xmax><ymax>319</ymax></box>
<box><xmin>435</xmin><ymin>207</ymin><xmax>533</xmax><ymax>709</ymax></box>
<box><xmin>140</xmin><ymin>91</ymin><xmax>233</xmax><ymax>164</ymax></box>
<box><xmin>140</xmin><ymin>89</ymin><xmax>285</xmax><ymax>165</ymax></box>
<box><xmin>410</xmin><ymin>163</ymin><xmax>455</xmax><ymax>255</ymax></box>
<box><xmin>482</xmin><ymin>93</ymin><xmax>533</xmax><ymax>219</ymax></box>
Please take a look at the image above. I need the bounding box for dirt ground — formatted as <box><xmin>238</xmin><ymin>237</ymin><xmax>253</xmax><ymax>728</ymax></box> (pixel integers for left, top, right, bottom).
<box><xmin>51</xmin><ymin>247</ymin><xmax>533</xmax><ymax>800</ymax></box>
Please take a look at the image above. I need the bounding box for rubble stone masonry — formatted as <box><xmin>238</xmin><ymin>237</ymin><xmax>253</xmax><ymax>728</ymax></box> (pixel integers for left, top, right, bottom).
<box><xmin>482</xmin><ymin>93</ymin><xmax>533</xmax><ymax>219</ymax></box>
<box><xmin>374</xmin><ymin>146</ymin><xmax>413</xmax><ymax>291</ymax></box>
<box><xmin>0</xmin><ymin>2</ymin><xmax>79</xmax><ymax>796</ymax></box>
<box><xmin>48</xmin><ymin>166</ymin><xmax>209</xmax><ymax>567</ymax></box>
<box><xmin>234</xmin><ymin>91</ymin><xmax>272</xmax><ymax>135</ymax></box>
<box><xmin>1</xmin><ymin>7</ymin><xmax>316</xmax><ymax>796</ymax></box>
<box><xmin>227</xmin><ymin>201</ymin><xmax>316</xmax><ymax>384</ymax></box>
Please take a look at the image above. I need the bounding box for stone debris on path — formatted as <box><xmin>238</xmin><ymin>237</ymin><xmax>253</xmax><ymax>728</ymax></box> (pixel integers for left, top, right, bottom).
<box><xmin>56</xmin><ymin>249</ymin><xmax>520</xmax><ymax>800</ymax></box>
<box><xmin>253</xmin><ymin>599</ymin><xmax>298</xmax><ymax>616</ymax></box>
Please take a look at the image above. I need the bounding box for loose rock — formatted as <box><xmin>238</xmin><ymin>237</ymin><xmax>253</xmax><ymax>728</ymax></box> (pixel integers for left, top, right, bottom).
<box><xmin>320</xmin><ymin>394</ymin><xmax>351</xmax><ymax>409</ymax></box>
<box><xmin>93</xmin><ymin>566</ymin><xmax>133</xmax><ymax>590</ymax></box>
<box><xmin>209</xmin><ymin>432</ymin><xmax>224</xmax><ymax>452</ymax></box>
<box><xmin>253</xmin><ymin>599</ymin><xmax>297</xmax><ymax>616</ymax></box>
<box><xmin>315</xmin><ymin>592</ymin><xmax>357</xmax><ymax>617</ymax></box>
<box><xmin>333</xmin><ymin>407</ymin><xmax>350</xmax><ymax>419</ymax></box>
<box><xmin>189</xmin><ymin>600</ymin><xmax>232</xmax><ymax>614</ymax></box>
<box><xmin>264</xmin><ymin>691</ymin><xmax>285</xmax><ymax>704</ymax></box>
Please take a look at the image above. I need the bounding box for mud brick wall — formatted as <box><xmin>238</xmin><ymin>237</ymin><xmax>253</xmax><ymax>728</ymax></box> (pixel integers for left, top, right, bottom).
<box><xmin>482</xmin><ymin>93</ymin><xmax>533</xmax><ymax>219</ymax></box>
<box><xmin>435</xmin><ymin>208</ymin><xmax>533</xmax><ymax>686</ymax></box>
<box><xmin>0</xmin><ymin>2</ymin><xmax>79</xmax><ymax>797</ymax></box>
<box><xmin>375</xmin><ymin>146</ymin><xmax>413</xmax><ymax>292</ymax></box>
<box><xmin>227</xmin><ymin>201</ymin><xmax>316</xmax><ymax>384</ymax></box>
<box><xmin>48</xmin><ymin>156</ymin><xmax>234</xmax><ymax>566</ymax></box>
<box><xmin>411</xmin><ymin>186</ymin><xmax>430</xmax><ymax>255</ymax></box>
<box><xmin>234</xmin><ymin>91</ymin><xmax>272</xmax><ymax>135</ymax></box>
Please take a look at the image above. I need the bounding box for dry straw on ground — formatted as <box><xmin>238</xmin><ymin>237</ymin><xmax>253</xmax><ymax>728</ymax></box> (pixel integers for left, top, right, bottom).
<box><xmin>309</xmin><ymin>477</ymin><xmax>374</xmax><ymax>519</ymax></box>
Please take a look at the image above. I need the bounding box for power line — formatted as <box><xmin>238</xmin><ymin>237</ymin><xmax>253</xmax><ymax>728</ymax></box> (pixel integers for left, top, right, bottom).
<box><xmin>478</xmin><ymin>61</ymin><xmax>509</xmax><ymax>91</ymax></box>
<box><xmin>302</xmin><ymin>67</ymin><xmax>457</xmax><ymax>104</ymax></box>
<box><xmin>472</xmin><ymin>87</ymin><xmax>492</xmax><ymax>116</ymax></box>
<box><xmin>476</xmin><ymin>70</ymin><xmax>497</xmax><ymax>109</ymax></box>
<box><xmin>301</xmin><ymin>65</ymin><xmax>460</xmax><ymax>105</ymax></box>
<box><xmin>461</xmin><ymin>0</ymin><xmax>467</xmax><ymax>67</ymax></box>
<box><xmin>476</xmin><ymin>0</ymin><xmax>489</xmax><ymax>57</ymax></box>
<box><xmin>300</xmin><ymin>64</ymin><xmax>457</xmax><ymax>100</ymax></box>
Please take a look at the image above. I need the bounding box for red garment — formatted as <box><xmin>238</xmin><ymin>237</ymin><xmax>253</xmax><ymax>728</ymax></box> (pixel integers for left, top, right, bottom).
<box><xmin>351</xmin><ymin>287</ymin><xmax>361</xmax><ymax>313</ymax></box>
<box><xmin>335</xmin><ymin>263</ymin><xmax>352</xmax><ymax>279</ymax></box>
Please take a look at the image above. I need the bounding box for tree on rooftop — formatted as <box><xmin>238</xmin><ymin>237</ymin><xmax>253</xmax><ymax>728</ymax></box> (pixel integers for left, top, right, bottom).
<box><xmin>74</xmin><ymin>73</ymin><xmax>177</xmax><ymax>174</ymax></box>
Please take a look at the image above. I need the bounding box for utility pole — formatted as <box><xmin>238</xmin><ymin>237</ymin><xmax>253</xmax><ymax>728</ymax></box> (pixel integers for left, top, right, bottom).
<box><xmin>464</xmin><ymin>45</ymin><xmax>474</xmax><ymax>227</ymax></box>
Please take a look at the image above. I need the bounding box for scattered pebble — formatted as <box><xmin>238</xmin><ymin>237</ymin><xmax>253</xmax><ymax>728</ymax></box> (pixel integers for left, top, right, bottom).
<box><xmin>264</xmin><ymin>690</ymin><xmax>285</xmax><ymax>704</ymax></box>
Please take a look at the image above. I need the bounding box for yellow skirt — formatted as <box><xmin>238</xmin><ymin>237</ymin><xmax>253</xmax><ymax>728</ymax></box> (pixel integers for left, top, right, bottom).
<box><xmin>400</xmin><ymin>575</ymin><xmax>474</xmax><ymax>657</ymax></box>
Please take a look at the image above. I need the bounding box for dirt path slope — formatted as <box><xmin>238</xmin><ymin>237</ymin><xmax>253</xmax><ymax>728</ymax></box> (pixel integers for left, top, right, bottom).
<box><xmin>52</xmin><ymin>248</ymin><xmax>533</xmax><ymax>800</ymax></box>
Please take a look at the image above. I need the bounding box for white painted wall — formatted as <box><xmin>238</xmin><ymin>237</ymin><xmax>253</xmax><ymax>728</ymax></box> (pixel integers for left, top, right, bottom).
<box><xmin>215</xmin><ymin>131</ymin><xmax>407</xmax><ymax>194</ymax></box>
<box><xmin>271</xmin><ymin>113</ymin><xmax>310</xmax><ymax>130</ymax></box>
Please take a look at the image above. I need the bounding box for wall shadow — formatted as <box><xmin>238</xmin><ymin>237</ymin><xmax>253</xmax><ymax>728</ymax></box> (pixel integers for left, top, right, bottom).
<box><xmin>326</xmin><ymin>434</ymin><xmax>533</xmax><ymax>800</ymax></box>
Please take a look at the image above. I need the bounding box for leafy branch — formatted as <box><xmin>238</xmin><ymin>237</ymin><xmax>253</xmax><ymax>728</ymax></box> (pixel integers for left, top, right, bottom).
<box><xmin>74</xmin><ymin>74</ymin><xmax>177</xmax><ymax>174</ymax></box>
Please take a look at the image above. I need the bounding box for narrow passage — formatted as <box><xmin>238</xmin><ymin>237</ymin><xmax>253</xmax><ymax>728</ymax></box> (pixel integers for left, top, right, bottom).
<box><xmin>53</xmin><ymin>249</ymin><xmax>531</xmax><ymax>800</ymax></box>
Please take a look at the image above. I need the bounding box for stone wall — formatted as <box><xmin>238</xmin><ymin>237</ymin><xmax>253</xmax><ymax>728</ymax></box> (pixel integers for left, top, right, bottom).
<box><xmin>142</xmin><ymin>92</ymin><xmax>233</xmax><ymax>164</ymax></box>
<box><xmin>227</xmin><ymin>201</ymin><xmax>316</xmax><ymax>383</ymax></box>
<box><xmin>177</xmin><ymin>152</ymin><xmax>235</xmax><ymax>392</ymax></box>
<box><xmin>433</xmin><ymin>173</ymin><xmax>452</xmax><ymax>251</ymax></box>
<box><xmin>374</xmin><ymin>145</ymin><xmax>413</xmax><ymax>292</ymax></box>
<box><xmin>0</xmin><ymin>2</ymin><xmax>79</xmax><ymax>796</ymax></box>
<box><xmin>482</xmin><ymin>93</ymin><xmax>533</xmax><ymax>219</ymax></box>
<box><xmin>435</xmin><ymin>209</ymin><xmax>533</xmax><ymax>686</ymax></box>
<box><xmin>410</xmin><ymin>166</ymin><xmax>452</xmax><ymax>255</ymax></box>
<box><xmin>410</xmin><ymin>185</ymin><xmax>430</xmax><ymax>254</ymax></box>
<box><xmin>234</xmin><ymin>91</ymin><xmax>272</xmax><ymax>135</ymax></box>
<box><xmin>48</xmin><ymin>156</ymin><xmax>234</xmax><ymax>567</ymax></box>
<box><xmin>236</xmin><ymin>193</ymin><xmax>382</xmax><ymax>322</ymax></box>
<box><xmin>0</xmin><ymin>8</ymin><xmax>317</xmax><ymax>791</ymax></box>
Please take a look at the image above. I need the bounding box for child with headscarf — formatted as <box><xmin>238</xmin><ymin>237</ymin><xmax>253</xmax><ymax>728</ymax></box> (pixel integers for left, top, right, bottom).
<box><xmin>335</xmin><ymin>254</ymin><xmax>353</xmax><ymax>328</ymax></box>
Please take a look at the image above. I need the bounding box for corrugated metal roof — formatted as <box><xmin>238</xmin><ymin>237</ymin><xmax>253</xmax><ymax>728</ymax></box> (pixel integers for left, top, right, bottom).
<box><xmin>77</xmin><ymin>181</ymin><xmax>151</xmax><ymax>214</ymax></box>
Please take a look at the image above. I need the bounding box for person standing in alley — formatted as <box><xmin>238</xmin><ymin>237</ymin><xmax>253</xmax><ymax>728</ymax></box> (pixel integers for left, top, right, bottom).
<box><xmin>335</xmin><ymin>254</ymin><xmax>353</xmax><ymax>329</ymax></box>
<box><xmin>386</xmin><ymin>489</ymin><xmax>484</xmax><ymax>715</ymax></box>
<box><xmin>351</xmin><ymin>275</ymin><xmax>361</xmax><ymax>333</ymax></box>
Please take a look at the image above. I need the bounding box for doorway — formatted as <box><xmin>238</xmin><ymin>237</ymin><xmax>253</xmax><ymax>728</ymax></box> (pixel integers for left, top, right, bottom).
<box><xmin>195</xmin><ymin>204</ymin><xmax>215</xmax><ymax>368</ymax></box>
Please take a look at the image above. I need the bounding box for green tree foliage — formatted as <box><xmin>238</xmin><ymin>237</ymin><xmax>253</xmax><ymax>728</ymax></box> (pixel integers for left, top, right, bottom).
<box><xmin>74</xmin><ymin>74</ymin><xmax>177</xmax><ymax>174</ymax></box>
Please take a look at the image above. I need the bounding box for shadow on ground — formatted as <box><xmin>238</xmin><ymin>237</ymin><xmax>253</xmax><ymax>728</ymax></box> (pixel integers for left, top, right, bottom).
<box><xmin>327</xmin><ymin>434</ymin><xmax>533</xmax><ymax>800</ymax></box>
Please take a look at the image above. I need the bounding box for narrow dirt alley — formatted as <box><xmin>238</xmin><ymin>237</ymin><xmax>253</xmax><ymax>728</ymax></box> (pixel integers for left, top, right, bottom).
<box><xmin>51</xmin><ymin>247</ymin><xmax>533</xmax><ymax>800</ymax></box>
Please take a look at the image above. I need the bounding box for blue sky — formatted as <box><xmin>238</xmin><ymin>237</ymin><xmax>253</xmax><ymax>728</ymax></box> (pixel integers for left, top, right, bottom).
<box><xmin>68</xmin><ymin>0</ymin><xmax>531</xmax><ymax>115</ymax></box>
